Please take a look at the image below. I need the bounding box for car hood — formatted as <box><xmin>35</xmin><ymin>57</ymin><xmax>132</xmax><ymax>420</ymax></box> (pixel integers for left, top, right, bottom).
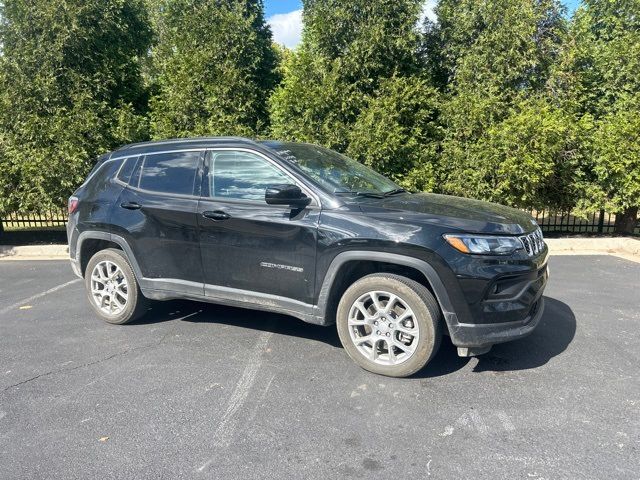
<box><xmin>357</xmin><ymin>193</ymin><xmax>537</xmax><ymax>235</ymax></box>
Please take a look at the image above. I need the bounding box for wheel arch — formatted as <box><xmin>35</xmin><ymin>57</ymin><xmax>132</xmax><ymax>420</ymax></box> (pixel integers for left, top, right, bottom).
<box><xmin>76</xmin><ymin>231</ymin><xmax>143</xmax><ymax>280</ymax></box>
<box><xmin>314</xmin><ymin>251</ymin><xmax>458</xmax><ymax>327</ymax></box>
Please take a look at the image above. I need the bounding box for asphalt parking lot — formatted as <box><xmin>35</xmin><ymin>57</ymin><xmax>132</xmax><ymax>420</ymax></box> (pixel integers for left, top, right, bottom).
<box><xmin>0</xmin><ymin>256</ymin><xmax>638</xmax><ymax>479</ymax></box>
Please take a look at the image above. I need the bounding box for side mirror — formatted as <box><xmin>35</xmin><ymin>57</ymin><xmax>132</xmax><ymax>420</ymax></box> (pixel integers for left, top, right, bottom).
<box><xmin>265</xmin><ymin>184</ymin><xmax>311</xmax><ymax>208</ymax></box>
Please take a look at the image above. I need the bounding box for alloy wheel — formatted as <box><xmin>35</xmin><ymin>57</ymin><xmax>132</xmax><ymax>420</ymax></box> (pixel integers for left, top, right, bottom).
<box><xmin>90</xmin><ymin>260</ymin><xmax>129</xmax><ymax>316</ymax></box>
<box><xmin>347</xmin><ymin>290</ymin><xmax>420</xmax><ymax>366</ymax></box>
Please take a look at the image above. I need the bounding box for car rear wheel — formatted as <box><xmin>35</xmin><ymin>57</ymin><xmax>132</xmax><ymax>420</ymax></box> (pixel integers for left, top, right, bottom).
<box><xmin>336</xmin><ymin>273</ymin><xmax>442</xmax><ymax>377</ymax></box>
<box><xmin>85</xmin><ymin>248</ymin><xmax>148</xmax><ymax>325</ymax></box>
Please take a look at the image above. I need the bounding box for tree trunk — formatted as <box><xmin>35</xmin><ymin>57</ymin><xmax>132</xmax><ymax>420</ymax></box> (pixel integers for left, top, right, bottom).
<box><xmin>614</xmin><ymin>206</ymin><xmax>638</xmax><ymax>235</ymax></box>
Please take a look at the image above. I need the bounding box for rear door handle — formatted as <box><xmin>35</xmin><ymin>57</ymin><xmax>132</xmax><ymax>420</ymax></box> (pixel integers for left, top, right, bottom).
<box><xmin>202</xmin><ymin>210</ymin><xmax>231</xmax><ymax>221</ymax></box>
<box><xmin>120</xmin><ymin>202</ymin><xmax>141</xmax><ymax>210</ymax></box>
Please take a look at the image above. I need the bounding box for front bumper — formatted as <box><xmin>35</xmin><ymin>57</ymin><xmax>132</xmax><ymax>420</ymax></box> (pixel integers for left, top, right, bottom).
<box><xmin>439</xmin><ymin>246</ymin><xmax>549</xmax><ymax>350</ymax></box>
<box><xmin>448</xmin><ymin>296</ymin><xmax>545</xmax><ymax>349</ymax></box>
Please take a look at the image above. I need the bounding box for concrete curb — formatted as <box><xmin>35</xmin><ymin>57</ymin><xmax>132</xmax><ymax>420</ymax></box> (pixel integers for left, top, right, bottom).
<box><xmin>0</xmin><ymin>244</ymin><xmax>69</xmax><ymax>260</ymax></box>
<box><xmin>0</xmin><ymin>238</ymin><xmax>638</xmax><ymax>261</ymax></box>
<box><xmin>545</xmin><ymin>237</ymin><xmax>640</xmax><ymax>258</ymax></box>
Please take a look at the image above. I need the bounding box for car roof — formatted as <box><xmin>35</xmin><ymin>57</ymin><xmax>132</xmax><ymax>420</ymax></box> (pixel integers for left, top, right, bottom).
<box><xmin>112</xmin><ymin>136</ymin><xmax>263</xmax><ymax>157</ymax></box>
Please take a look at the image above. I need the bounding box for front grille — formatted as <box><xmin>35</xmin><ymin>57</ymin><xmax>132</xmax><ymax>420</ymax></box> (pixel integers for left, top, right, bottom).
<box><xmin>518</xmin><ymin>228</ymin><xmax>544</xmax><ymax>256</ymax></box>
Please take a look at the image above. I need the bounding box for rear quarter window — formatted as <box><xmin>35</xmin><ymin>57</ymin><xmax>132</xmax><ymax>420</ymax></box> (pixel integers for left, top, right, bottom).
<box><xmin>84</xmin><ymin>159</ymin><xmax>124</xmax><ymax>197</ymax></box>
<box><xmin>116</xmin><ymin>156</ymin><xmax>140</xmax><ymax>184</ymax></box>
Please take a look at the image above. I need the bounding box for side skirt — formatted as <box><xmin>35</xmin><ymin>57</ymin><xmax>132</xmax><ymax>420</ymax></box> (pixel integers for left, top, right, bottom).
<box><xmin>141</xmin><ymin>281</ymin><xmax>323</xmax><ymax>326</ymax></box>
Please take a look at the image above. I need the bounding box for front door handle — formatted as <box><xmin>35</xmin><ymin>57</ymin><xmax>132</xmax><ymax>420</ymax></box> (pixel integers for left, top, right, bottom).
<box><xmin>120</xmin><ymin>202</ymin><xmax>141</xmax><ymax>210</ymax></box>
<box><xmin>202</xmin><ymin>210</ymin><xmax>231</xmax><ymax>221</ymax></box>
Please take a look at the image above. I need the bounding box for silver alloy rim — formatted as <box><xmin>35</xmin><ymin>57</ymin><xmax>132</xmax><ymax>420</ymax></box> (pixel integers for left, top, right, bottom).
<box><xmin>90</xmin><ymin>260</ymin><xmax>129</xmax><ymax>316</ymax></box>
<box><xmin>347</xmin><ymin>290</ymin><xmax>420</xmax><ymax>366</ymax></box>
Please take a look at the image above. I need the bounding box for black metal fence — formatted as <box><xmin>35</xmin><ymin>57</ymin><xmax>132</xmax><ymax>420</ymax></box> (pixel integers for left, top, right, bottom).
<box><xmin>1</xmin><ymin>207</ymin><xmax>638</xmax><ymax>235</ymax></box>
<box><xmin>531</xmin><ymin>209</ymin><xmax>638</xmax><ymax>234</ymax></box>
<box><xmin>1</xmin><ymin>208</ymin><xmax>68</xmax><ymax>230</ymax></box>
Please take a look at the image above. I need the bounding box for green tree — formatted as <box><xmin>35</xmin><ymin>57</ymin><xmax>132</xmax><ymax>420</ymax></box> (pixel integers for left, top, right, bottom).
<box><xmin>583</xmin><ymin>103</ymin><xmax>640</xmax><ymax>233</ymax></box>
<box><xmin>148</xmin><ymin>0</ymin><xmax>278</xmax><ymax>138</ymax></box>
<box><xmin>300</xmin><ymin>0</ymin><xmax>421</xmax><ymax>86</ymax></box>
<box><xmin>432</xmin><ymin>0</ymin><xmax>570</xmax><ymax>208</ymax></box>
<box><xmin>347</xmin><ymin>76</ymin><xmax>442</xmax><ymax>191</ymax></box>
<box><xmin>465</xmin><ymin>97</ymin><xmax>584</xmax><ymax>210</ymax></box>
<box><xmin>558</xmin><ymin>0</ymin><xmax>640</xmax><ymax>233</ymax></box>
<box><xmin>270</xmin><ymin>0</ymin><xmax>440</xmax><ymax>188</ymax></box>
<box><xmin>269</xmin><ymin>47</ymin><xmax>366</xmax><ymax>151</ymax></box>
<box><xmin>0</xmin><ymin>0</ymin><xmax>152</xmax><ymax>214</ymax></box>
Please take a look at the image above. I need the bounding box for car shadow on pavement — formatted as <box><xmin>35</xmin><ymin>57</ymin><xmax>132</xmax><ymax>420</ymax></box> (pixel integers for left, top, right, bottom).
<box><xmin>133</xmin><ymin>299</ymin><xmax>344</xmax><ymax>348</ymax></box>
<box><xmin>416</xmin><ymin>296</ymin><xmax>577</xmax><ymax>378</ymax></box>
<box><xmin>133</xmin><ymin>295</ymin><xmax>575</xmax><ymax>377</ymax></box>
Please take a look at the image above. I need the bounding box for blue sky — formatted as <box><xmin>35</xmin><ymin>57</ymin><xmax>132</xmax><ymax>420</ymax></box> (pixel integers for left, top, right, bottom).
<box><xmin>265</xmin><ymin>0</ymin><xmax>582</xmax><ymax>48</ymax></box>
<box><xmin>264</xmin><ymin>0</ymin><xmax>301</xmax><ymax>18</ymax></box>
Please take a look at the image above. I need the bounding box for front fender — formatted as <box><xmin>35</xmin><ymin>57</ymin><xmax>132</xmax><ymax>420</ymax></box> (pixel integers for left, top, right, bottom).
<box><xmin>311</xmin><ymin>250</ymin><xmax>460</xmax><ymax>329</ymax></box>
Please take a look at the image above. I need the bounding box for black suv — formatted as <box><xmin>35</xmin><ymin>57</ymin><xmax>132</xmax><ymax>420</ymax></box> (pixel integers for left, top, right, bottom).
<box><xmin>67</xmin><ymin>137</ymin><xmax>548</xmax><ymax>377</ymax></box>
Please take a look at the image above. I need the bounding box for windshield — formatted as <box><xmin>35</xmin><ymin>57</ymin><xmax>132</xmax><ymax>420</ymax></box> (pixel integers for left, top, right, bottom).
<box><xmin>263</xmin><ymin>142</ymin><xmax>401</xmax><ymax>196</ymax></box>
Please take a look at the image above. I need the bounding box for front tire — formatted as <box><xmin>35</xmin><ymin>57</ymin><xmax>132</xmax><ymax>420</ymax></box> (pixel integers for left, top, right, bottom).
<box><xmin>85</xmin><ymin>248</ymin><xmax>148</xmax><ymax>325</ymax></box>
<box><xmin>336</xmin><ymin>273</ymin><xmax>442</xmax><ymax>377</ymax></box>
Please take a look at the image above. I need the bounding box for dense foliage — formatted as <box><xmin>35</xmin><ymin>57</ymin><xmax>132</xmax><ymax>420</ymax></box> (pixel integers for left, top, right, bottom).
<box><xmin>558</xmin><ymin>0</ymin><xmax>640</xmax><ymax>231</ymax></box>
<box><xmin>432</xmin><ymin>0</ymin><xmax>573</xmax><ymax>209</ymax></box>
<box><xmin>346</xmin><ymin>76</ymin><xmax>442</xmax><ymax>191</ymax></box>
<box><xmin>0</xmin><ymin>0</ymin><xmax>638</xmax><ymax>232</ymax></box>
<box><xmin>148</xmin><ymin>0</ymin><xmax>279</xmax><ymax>138</ymax></box>
<box><xmin>0</xmin><ymin>0</ymin><xmax>152</xmax><ymax>213</ymax></box>
<box><xmin>269</xmin><ymin>0</ymin><xmax>440</xmax><ymax>187</ymax></box>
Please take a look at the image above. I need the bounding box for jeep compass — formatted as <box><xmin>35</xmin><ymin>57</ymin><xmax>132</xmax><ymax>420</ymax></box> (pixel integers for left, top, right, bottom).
<box><xmin>67</xmin><ymin>137</ymin><xmax>548</xmax><ymax>377</ymax></box>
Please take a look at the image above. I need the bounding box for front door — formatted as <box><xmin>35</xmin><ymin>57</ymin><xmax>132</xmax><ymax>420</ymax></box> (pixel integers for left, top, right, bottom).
<box><xmin>197</xmin><ymin>149</ymin><xmax>319</xmax><ymax>305</ymax></box>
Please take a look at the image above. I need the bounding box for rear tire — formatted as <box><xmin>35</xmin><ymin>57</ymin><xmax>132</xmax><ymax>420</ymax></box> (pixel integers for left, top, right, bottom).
<box><xmin>85</xmin><ymin>248</ymin><xmax>148</xmax><ymax>325</ymax></box>
<box><xmin>336</xmin><ymin>273</ymin><xmax>442</xmax><ymax>377</ymax></box>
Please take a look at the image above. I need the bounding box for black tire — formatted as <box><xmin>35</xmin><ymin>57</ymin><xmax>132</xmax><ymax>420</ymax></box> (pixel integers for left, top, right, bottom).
<box><xmin>336</xmin><ymin>273</ymin><xmax>442</xmax><ymax>377</ymax></box>
<box><xmin>84</xmin><ymin>248</ymin><xmax>149</xmax><ymax>325</ymax></box>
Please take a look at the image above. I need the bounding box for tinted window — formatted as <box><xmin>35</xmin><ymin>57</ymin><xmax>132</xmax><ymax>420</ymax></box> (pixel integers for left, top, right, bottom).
<box><xmin>138</xmin><ymin>151</ymin><xmax>200</xmax><ymax>195</ymax></box>
<box><xmin>84</xmin><ymin>154</ymin><xmax>110</xmax><ymax>182</ymax></box>
<box><xmin>207</xmin><ymin>151</ymin><xmax>291</xmax><ymax>201</ymax></box>
<box><xmin>85</xmin><ymin>160</ymin><xmax>122</xmax><ymax>197</ymax></box>
<box><xmin>117</xmin><ymin>156</ymin><xmax>139</xmax><ymax>184</ymax></box>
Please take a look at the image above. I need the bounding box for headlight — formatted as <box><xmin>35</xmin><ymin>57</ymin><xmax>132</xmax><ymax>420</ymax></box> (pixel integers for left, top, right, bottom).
<box><xmin>443</xmin><ymin>234</ymin><xmax>522</xmax><ymax>255</ymax></box>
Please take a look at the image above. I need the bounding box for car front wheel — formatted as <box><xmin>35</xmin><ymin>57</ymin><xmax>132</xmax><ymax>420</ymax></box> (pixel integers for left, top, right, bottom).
<box><xmin>85</xmin><ymin>248</ymin><xmax>148</xmax><ymax>325</ymax></box>
<box><xmin>336</xmin><ymin>273</ymin><xmax>442</xmax><ymax>377</ymax></box>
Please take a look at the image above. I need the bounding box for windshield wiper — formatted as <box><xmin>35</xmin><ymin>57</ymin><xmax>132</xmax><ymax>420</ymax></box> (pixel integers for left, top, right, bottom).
<box><xmin>334</xmin><ymin>190</ymin><xmax>384</xmax><ymax>199</ymax></box>
<box><xmin>382</xmin><ymin>188</ymin><xmax>408</xmax><ymax>197</ymax></box>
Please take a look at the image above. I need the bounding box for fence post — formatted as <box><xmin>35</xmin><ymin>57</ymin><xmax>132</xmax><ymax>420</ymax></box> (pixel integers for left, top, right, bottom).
<box><xmin>597</xmin><ymin>209</ymin><xmax>605</xmax><ymax>234</ymax></box>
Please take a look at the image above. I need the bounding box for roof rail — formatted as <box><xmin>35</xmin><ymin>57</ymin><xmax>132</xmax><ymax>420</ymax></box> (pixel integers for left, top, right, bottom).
<box><xmin>114</xmin><ymin>136</ymin><xmax>255</xmax><ymax>152</ymax></box>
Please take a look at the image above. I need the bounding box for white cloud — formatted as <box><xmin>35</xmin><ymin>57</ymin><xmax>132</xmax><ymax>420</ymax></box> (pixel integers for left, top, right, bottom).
<box><xmin>419</xmin><ymin>0</ymin><xmax>438</xmax><ymax>25</ymax></box>
<box><xmin>267</xmin><ymin>9</ymin><xmax>303</xmax><ymax>49</ymax></box>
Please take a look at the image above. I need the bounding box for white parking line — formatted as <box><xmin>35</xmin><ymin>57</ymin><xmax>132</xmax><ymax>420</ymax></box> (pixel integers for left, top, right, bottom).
<box><xmin>197</xmin><ymin>330</ymin><xmax>273</xmax><ymax>472</ymax></box>
<box><xmin>0</xmin><ymin>278</ymin><xmax>81</xmax><ymax>315</ymax></box>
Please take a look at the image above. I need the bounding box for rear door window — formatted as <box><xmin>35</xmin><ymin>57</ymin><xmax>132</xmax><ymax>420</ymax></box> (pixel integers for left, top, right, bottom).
<box><xmin>136</xmin><ymin>151</ymin><xmax>201</xmax><ymax>196</ymax></box>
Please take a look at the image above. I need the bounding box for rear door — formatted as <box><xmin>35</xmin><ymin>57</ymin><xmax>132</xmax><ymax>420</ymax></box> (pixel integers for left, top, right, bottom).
<box><xmin>197</xmin><ymin>149</ymin><xmax>319</xmax><ymax>305</ymax></box>
<box><xmin>112</xmin><ymin>150</ymin><xmax>205</xmax><ymax>295</ymax></box>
